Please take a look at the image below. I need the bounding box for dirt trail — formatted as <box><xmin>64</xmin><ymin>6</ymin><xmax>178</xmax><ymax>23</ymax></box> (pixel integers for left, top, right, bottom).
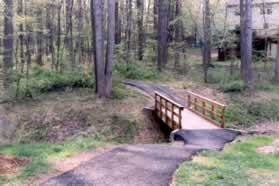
<box><xmin>41</xmin><ymin>81</ymin><xmax>240</xmax><ymax>186</ymax></box>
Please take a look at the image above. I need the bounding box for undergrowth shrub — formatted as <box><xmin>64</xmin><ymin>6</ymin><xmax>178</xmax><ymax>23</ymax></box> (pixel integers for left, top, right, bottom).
<box><xmin>207</xmin><ymin>68</ymin><xmax>245</xmax><ymax>93</ymax></box>
<box><xmin>220</xmin><ymin>80</ymin><xmax>245</xmax><ymax>93</ymax></box>
<box><xmin>225</xmin><ymin>99</ymin><xmax>279</xmax><ymax>127</ymax></box>
<box><xmin>14</xmin><ymin>67</ymin><xmax>95</xmax><ymax>98</ymax></box>
<box><xmin>113</xmin><ymin>63</ymin><xmax>159</xmax><ymax>80</ymax></box>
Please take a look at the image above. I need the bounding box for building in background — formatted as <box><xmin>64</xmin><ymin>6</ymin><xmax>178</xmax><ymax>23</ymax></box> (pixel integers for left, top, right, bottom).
<box><xmin>225</xmin><ymin>0</ymin><xmax>279</xmax><ymax>59</ymax></box>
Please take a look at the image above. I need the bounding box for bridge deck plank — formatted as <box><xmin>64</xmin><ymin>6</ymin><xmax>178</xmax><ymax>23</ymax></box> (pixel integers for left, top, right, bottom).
<box><xmin>181</xmin><ymin>109</ymin><xmax>219</xmax><ymax>130</ymax></box>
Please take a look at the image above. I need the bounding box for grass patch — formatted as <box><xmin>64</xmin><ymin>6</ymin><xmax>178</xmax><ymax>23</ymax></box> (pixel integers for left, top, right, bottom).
<box><xmin>175</xmin><ymin>136</ymin><xmax>279</xmax><ymax>186</ymax></box>
<box><xmin>0</xmin><ymin>137</ymin><xmax>108</xmax><ymax>185</ymax></box>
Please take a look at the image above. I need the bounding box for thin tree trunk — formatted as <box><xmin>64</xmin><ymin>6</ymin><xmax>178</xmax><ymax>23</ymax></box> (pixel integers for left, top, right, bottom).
<box><xmin>153</xmin><ymin>0</ymin><xmax>158</xmax><ymax>34</ymax></box>
<box><xmin>137</xmin><ymin>0</ymin><xmax>145</xmax><ymax>61</ymax></box>
<box><xmin>77</xmin><ymin>0</ymin><xmax>84</xmax><ymax>64</ymax></box>
<box><xmin>126</xmin><ymin>0</ymin><xmax>132</xmax><ymax>64</ymax></box>
<box><xmin>157</xmin><ymin>0</ymin><xmax>169</xmax><ymax>70</ymax></box>
<box><xmin>90</xmin><ymin>0</ymin><xmax>98</xmax><ymax>93</ymax></box>
<box><xmin>36</xmin><ymin>8</ymin><xmax>43</xmax><ymax>66</ymax></box>
<box><xmin>115</xmin><ymin>0</ymin><xmax>121</xmax><ymax>44</ymax></box>
<box><xmin>203</xmin><ymin>0</ymin><xmax>211</xmax><ymax>83</ymax></box>
<box><xmin>105</xmin><ymin>0</ymin><xmax>116</xmax><ymax>97</ymax></box>
<box><xmin>18</xmin><ymin>0</ymin><xmax>25</xmax><ymax>73</ymax></box>
<box><xmin>275</xmin><ymin>39</ymin><xmax>279</xmax><ymax>82</ymax></box>
<box><xmin>242</xmin><ymin>0</ymin><xmax>253</xmax><ymax>91</ymax></box>
<box><xmin>3</xmin><ymin>0</ymin><xmax>14</xmax><ymax>93</ymax></box>
<box><xmin>240</xmin><ymin>0</ymin><xmax>245</xmax><ymax>76</ymax></box>
<box><xmin>174</xmin><ymin>0</ymin><xmax>183</xmax><ymax>69</ymax></box>
<box><xmin>65</xmin><ymin>0</ymin><xmax>75</xmax><ymax>70</ymax></box>
<box><xmin>56</xmin><ymin>2</ymin><xmax>62</xmax><ymax>71</ymax></box>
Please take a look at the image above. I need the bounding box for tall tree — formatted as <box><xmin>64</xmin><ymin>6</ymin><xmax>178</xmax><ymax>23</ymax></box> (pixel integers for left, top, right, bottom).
<box><xmin>275</xmin><ymin>39</ymin><xmax>279</xmax><ymax>82</ymax></box>
<box><xmin>125</xmin><ymin>0</ymin><xmax>132</xmax><ymax>64</ymax></box>
<box><xmin>36</xmin><ymin>7</ymin><xmax>43</xmax><ymax>66</ymax></box>
<box><xmin>56</xmin><ymin>2</ymin><xmax>62</xmax><ymax>71</ymax></box>
<box><xmin>174</xmin><ymin>0</ymin><xmax>183</xmax><ymax>69</ymax></box>
<box><xmin>3</xmin><ymin>0</ymin><xmax>14</xmax><ymax>93</ymax></box>
<box><xmin>17</xmin><ymin>0</ymin><xmax>25</xmax><ymax>73</ymax></box>
<box><xmin>115</xmin><ymin>0</ymin><xmax>121</xmax><ymax>44</ymax></box>
<box><xmin>105</xmin><ymin>0</ymin><xmax>116</xmax><ymax>97</ymax></box>
<box><xmin>153</xmin><ymin>0</ymin><xmax>158</xmax><ymax>33</ymax></box>
<box><xmin>90</xmin><ymin>0</ymin><xmax>98</xmax><ymax>93</ymax></box>
<box><xmin>65</xmin><ymin>0</ymin><xmax>75</xmax><ymax>69</ymax></box>
<box><xmin>202</xmin><ymin>0</ymin><xmax>211</xmax><ymax>83</ymax></box>
<box><xmin>157</xmin><ymin>0</ymin><xmax>169</xmax><ymax>70</ymax></box>
<box><xmin>93</xmin><ymin>0</ymin><xmax>105</xmax><ymax>96</ymax></box>
<box><xmin>93</xmin><ymin>0</ymin><xmax>116</xmax><ymax>97</ymax></box>
<box><xmin>46</xmin><ymin>3</ymin><xmax>55</xmax><ymax>70</ymax></box>
<box><xmin>137</xmin><ymin>0</ymin><xmax>144</xmax><ymax>60</ymax></box>
<box><xmin>241</xmin><ymin>0</ymin><xmax>253</xmax><ymax>90</ymax></box>
<box><xmin>76</xmin><ymin>0</ymin><xmax>84</xmax><ymax>63</ymax></box>
<box><xmin>240</xmin><ymin>0</ymin><xmax>245</xmax><ymax>76</ymax></box>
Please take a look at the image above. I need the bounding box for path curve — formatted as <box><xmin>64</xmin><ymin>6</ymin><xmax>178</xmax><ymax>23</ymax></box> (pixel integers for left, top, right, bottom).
<box><xmin>42</xmin><ymin>81</ymin><xmax>240</xmax><ymax>186</ymax></box>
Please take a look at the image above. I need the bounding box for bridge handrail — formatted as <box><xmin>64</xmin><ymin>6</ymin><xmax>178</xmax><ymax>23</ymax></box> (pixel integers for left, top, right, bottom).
<box><xmin>155</xmin><ymin>91</ymin><xmax>184</xmax><ymax>129</ymax></box>
<box><xmin>187</xmin><ymin>91</ymin><xmax>226</xmax><ymax>128</ymax></box>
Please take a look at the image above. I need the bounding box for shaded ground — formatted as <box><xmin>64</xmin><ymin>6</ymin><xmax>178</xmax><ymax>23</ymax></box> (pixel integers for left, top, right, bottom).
<box><xmin>0</xmin><ymin>89</ymin><xmax>165</xmax><ymax>144</ymax></box>
<box><xmin>42</xmin><ymin>81</ymin><xmax>239</xmax><ymax>186</ymax></box>
<box><xmin>0</xmin><ymin>154</ymin><xmax>30</xmax><ymax>175</ymax></box>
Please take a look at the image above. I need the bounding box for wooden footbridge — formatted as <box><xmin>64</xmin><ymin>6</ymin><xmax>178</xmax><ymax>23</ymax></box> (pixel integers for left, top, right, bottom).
<box><xmin>155</xmin><ymin>91</ymin><xmax>226</xmax><ymax>130</ymax></box>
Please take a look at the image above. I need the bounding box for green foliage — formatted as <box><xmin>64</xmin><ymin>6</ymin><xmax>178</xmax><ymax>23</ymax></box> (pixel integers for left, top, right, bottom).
<box><xmin>248</xmin><ymin>100</ymin><xmax>279</xmax><ymax>122</ymax></box>
<box><xmin>207</xmin><ymin>68</ymin><xmax>245</xmax><ymax>92</ymax></box>
<box><xmin>0</xmin><ymin>138</ymin><xmax>107</xmax><ymax>185</ymax></box>
<box><xmin>225</xmin><ymin>99</ymin><xmax>279</xmax><ymax>127</ymax></box>
<box><xmin>220</xmin><ymin>80</ymin><xmax>245</xmax><ymax>93</ymax></box>
<box><xmin>175</xmin><ymin>136</ymin><xmax>279</xmax><ymax>186</ymax></box>
<box><xmin>113</xmin><ymin>63</ymin><xmax>159</xmax><ymax>80</ymax></box>
<box><xmin>225</xmin><ymin>103</ymin><xmax>257</xmax><ymax>127</ymax></box>
<box><xmin>14</xmin><ymin>67</ymin><xmax>95</xmax><ymax>98</ymax></box>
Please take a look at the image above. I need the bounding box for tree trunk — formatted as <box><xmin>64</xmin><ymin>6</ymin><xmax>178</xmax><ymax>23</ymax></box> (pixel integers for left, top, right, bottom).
<box><xmin>93</xmin><ymin>0</ymin><xmax>105</xmax><ymax>96</ymax></box>
<box><xmin>203</xmin><ymin>0</ymin><xmax>211</xmax><ymax>83</ymax></box>
<box><xmin>275</xmin><ymin>39</ymin><xmax>279</xmax><ymax>82</ymax></box>
<box><xmin>17</xmin><ymin>0</ymin><xmax>25</xmax><ymax>73</ymax></box>
<box><xmin>153</xmin><ymin>0</ymin><xmax>159</xmax><ymax>34</ymax></box>
<box><xmin>36</xmin><ymin>8</ymin><xmax>43</xmax><ymax>66</ymax></box>
<box><xmin>157</xmin><ymin>0</ymin><xmax>169</xmax><ymax>70</ymax></box>
<box><xmin>56</xmin><ymin>3</ymin><xmax>62</xmax><ymax>71</ymax></box>
<box><xmin>3</xmin><ymin>0</ymin><xmax>14</xmax><ymax>93</ymax></box>
<box><xmin>65</xmin><ymin>0</ymin><xmax>75</xmax><ymax>70</ymax></box>
<box><xmin>77</xmin><ymin>0</ymin><xmax>84</xmax><ymax>64</ymax></box>
<box><xmin>242</xmin><ymin>0</ymin><xmax>253</xmax><ymax>90</ymax></box>
<box><xmin>115</xmin><ymin>0</ymin><xmax>121</xmax><ymax>44</ymax></box>
<box><xmin>46</xmin><ymin>4</ymin><xmax>55</xmax><ymax>70</ymax></box>
<box><xmin>91</xmin><ymin>0</ymin><xmax>98</xmax><ymax>93</ymax></box>
<box><xmin>125</xmin><ymin>0</ymin><xmax>132</xmax><ymax>64</ymax></box>
<box><xmin>105</xmin><ymin>0</ymin><xmax>116</xmax><ymax>97</ymax></box>
<box><xmin>137</xmin><ymin>0</ymin><xmax>144</xmax><ymax>60</ymax></box>
<box><xmin>240</xmin><ymin>0</ymin><xmax>245</xmax><ymax>76</ymax></box>
<box><xmin>174</xmin><ymin>0</ymin><xmax>183</xmax><ymax>69</ymax></box>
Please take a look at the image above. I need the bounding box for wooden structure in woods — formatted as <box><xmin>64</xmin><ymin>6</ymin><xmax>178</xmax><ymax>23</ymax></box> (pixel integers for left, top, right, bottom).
<box><xmin>155</xmin><ymin>92</ymin><xmax>184</xmax><ymax>129</ymax></box>
<box><xmin>155</xmin><ymin>91</ymin><xmax>226</xmax><ymax>130</ymax></box>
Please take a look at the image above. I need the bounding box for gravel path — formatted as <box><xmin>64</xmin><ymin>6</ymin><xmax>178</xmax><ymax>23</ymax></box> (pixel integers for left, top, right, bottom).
<box><xmin>42</xmin><ymin>81</ymin><xmax>240</xmax><ymax>186</ymax></box>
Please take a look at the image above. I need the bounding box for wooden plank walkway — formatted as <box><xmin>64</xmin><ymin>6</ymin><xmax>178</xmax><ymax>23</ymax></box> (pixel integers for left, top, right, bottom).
<box><xmin>181</xmin><ymin>109</ymin><xmax>219</xmax><ymax>130</ymax></box>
